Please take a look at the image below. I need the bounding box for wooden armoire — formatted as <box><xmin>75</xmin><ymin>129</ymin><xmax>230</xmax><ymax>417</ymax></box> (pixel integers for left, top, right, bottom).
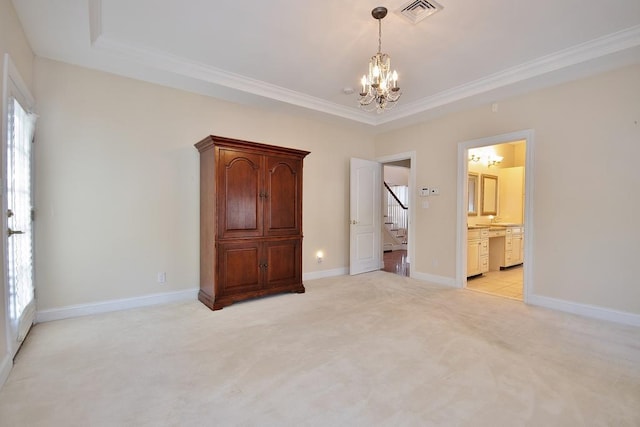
<box><xmin>195</xmin><ymin>135</ymin><xmax>310</xmax><ymax>310</ymax></box>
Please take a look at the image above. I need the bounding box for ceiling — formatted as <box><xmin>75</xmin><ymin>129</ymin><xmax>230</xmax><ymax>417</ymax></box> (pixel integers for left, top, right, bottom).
<box><xmin>12</xmin><ymin>0</ymin><xmax>640</xmax><ymax>131</ymax></box>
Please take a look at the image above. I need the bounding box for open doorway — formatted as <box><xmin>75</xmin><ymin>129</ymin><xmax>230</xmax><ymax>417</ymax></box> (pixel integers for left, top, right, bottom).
<box><xmin>457</xmin><ymin>130</ymin><xmax>534</xmax><ymax>302</ymax></box>
<box><xmin>382</xmin><ymin>162</ymin><xmax>410</xmax><ymax>276</ymax></box>
<box><xmin>377</xmin><ymin>152</ymin><xmax>416</xmax><ymax>278</ymax></box>
<box><xmin>466</xmin><ymin>140</ymin><xmax>525</xmax><ymax>299</ymax></box>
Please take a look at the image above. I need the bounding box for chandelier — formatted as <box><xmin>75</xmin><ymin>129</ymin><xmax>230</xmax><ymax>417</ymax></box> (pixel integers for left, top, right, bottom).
<box><xmin>359</xmin><ymin>7</ymin><xmax>401</xmax><ymax>113</ymax></box>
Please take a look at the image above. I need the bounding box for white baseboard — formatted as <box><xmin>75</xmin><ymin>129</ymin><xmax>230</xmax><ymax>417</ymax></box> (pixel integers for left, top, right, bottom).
<box><xmin>303</xmin><ymin>267</ymin><xmax>349</xmax><ymax>281</ymax></box>
<box><xmin>36</xmin><ymin>288</ymin><xmax>199</xmax><ymax>323</ymax></box>
<box><xmin>0</xmin><ymin>353</ymin><xmax>11</xmax><ymax>391</ymax></box>
<box><xmin>528</xmin><ymin>294</ymin><xmax>640</xmax><ymax>327</ymax></box>
<box><xmin>411</xmin><ymin>271</ymin><xmax>457</xmax><ymax>288</ymax></box>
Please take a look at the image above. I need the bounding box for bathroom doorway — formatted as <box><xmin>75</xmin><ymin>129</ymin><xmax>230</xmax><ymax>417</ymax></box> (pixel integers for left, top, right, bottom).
<box><xmin>456</xmin><ymin>130</ymin><xmax>534</xmax><ymax>302</ymax></box>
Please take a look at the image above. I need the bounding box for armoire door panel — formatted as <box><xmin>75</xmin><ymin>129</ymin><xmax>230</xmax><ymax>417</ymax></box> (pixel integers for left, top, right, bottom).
<box><xmin>218</xmin><ymin>242</ymin><xmax>262</xmax><ymax>294</ymax></box>
<box><xmin>264</xmin><ymin>239</ymin><xmax>301</xmax><ymax>287</ymax></box>
<box><xmin>265</xmin><ymin>156</ymin><xmax>301</xmax><ymax>236</ymax></box>
<box><xmin>218</xmin><ymin>149</ymin><xmax>263</xmax><ymax>238</ymax></box>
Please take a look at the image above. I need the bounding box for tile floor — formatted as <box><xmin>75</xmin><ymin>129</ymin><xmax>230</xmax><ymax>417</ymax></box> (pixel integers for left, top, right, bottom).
<box><xmin>466</xmin><ymin>265</ymin><xmax>523</xmax><ymax>300</ymax></box>
<box><xmin>384</xmin><ymin>250</ymin><xmax>522</xmax><ymax>300</ymax></box>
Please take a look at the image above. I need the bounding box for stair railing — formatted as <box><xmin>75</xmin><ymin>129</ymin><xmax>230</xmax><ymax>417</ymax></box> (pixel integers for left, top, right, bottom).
<box><xmin>384</xmin><ymin>182</ymin><xmax>408</xmax><ymax>241</ymax></box>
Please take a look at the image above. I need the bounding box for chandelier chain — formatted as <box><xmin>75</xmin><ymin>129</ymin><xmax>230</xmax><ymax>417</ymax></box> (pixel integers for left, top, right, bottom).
<box><xmin>378</xmin><ymin>19</ymin><xmax>382</xmax><ymax>53</ymax></box>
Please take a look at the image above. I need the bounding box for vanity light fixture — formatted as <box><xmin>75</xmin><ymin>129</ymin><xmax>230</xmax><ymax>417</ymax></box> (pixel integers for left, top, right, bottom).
<box><xmin>487</xmin><ymin>154</ymin><xmax>503</xmax><ymax>167</ymax></box>
<box><xmin>468</xmin><ymin>150</ymin><xmax>503</xmax><ymax>167</ymax></box>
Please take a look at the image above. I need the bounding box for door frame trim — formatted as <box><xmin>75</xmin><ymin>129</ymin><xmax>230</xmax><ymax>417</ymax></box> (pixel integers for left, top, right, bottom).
<box><xmin>377</xmin><ymin>151</ymin><xmax>416</xmax><ymax>275</ymax></box>
<box><xmin>456</xmin><ymin>130</ymin><xmax>534</xmax><ymax>302</ymax></box>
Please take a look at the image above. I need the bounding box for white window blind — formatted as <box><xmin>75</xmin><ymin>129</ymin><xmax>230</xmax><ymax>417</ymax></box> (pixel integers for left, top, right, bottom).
<box><xmin>7</xmin><ymin>96</ymin><xmax>36</xmax><ymax>339</ymax></box>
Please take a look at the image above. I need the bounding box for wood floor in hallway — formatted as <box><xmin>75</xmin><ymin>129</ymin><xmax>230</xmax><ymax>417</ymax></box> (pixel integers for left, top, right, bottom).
<box><xmin>383</xmin><ymin>250</ymin><xmax>409</xmax><ymax>276</ymax></box>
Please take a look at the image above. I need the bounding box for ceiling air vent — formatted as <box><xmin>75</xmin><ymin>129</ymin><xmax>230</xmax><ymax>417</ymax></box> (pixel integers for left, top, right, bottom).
<box><xmin>396</xmin><ymin>0</ymin><xmax>443</xmax><ymax>24</ymax></box>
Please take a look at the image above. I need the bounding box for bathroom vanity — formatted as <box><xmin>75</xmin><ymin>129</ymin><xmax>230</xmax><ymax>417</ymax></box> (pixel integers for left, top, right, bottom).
<box><xmin>467</xmin><ymin>224</ymin><xmax>524</xmax><ymax>277</ymax></box>
<box><xmin>467</xmin><ymin>226</ymin><xmax>489</xmax><ymax>277</ymax></box>
<box><xmin>488</xmin><ymin>225</ymin><xmax>524</xmax><ymax>270</ymax></box>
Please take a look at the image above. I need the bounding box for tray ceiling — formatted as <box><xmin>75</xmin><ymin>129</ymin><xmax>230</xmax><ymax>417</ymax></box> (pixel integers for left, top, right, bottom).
<box><xmin>11</xmin><ymin>0</ymin><xmax>640</xmax><ymax>129</ymax></box>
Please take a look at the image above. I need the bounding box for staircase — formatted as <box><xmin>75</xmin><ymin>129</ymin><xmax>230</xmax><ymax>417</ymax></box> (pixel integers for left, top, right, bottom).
<box><xmin>383</xmin><ymin>182</ymin><xmax>408</xmax><ymax>252</ymax></box>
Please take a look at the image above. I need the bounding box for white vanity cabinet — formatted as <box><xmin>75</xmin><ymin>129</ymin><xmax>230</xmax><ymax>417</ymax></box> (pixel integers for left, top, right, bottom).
<box><xmin>489</xmin><ymin>226</ymin><xmax>524</xmax><ymax>270</ymax></box>
<box><xmin>467</xmin><ymin>228</ymin><xmax>489</xmax><ymax>277</ymax></box>
<box><xmin>510</xmin><ymin>227</ymin><xmax>524</xmax><ymax>265</ymax></box>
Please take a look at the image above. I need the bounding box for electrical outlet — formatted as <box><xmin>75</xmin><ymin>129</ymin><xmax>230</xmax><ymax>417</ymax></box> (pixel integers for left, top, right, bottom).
<box><xmin>157</xmin><ymin>272</ymin><xmax>166</xmax><ymax>284</ymax></box>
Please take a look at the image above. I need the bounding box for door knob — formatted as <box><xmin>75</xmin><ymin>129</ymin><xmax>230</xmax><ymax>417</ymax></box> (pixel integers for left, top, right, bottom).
<box><xmin>8</xmin><ymin>228</ymin><xmax>24</xmax><ymax>236</ymax></box>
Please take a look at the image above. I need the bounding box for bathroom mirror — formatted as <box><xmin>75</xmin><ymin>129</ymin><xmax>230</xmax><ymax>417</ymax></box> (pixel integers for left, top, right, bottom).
<box><xmin>468</xmin><ymin>173</ymin><xmax>478</xmax><ymax>216</ymax></box>
<box><xmin>481</xmin><ymin>174</ymin><xmax>498</xmax><ymax>216</ymax></box>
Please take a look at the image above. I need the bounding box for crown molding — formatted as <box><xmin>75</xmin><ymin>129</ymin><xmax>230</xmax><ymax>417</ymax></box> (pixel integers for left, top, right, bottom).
<box><xmin>87</xmin><ymin>0</ymin><xmax>640</xmax><ymax>127</ymax></box>
<box><xmin>93</xmin><ymin>35</ymin><xmax>378</xmax><ymax>125</ymax></box>
<box><xmin>378</xmin><ymin>24</ymin><xmax>640</xmax><ymax>125</ymax></box>
<box><xmin>87</xmin><ymin>0</ymin><xmax>375</xmax><ymax>124</ymax></box>
<box><xmin>95</xmin><ymin>36</ymin><xmax>378</xmax><ymax>125</ymax></box>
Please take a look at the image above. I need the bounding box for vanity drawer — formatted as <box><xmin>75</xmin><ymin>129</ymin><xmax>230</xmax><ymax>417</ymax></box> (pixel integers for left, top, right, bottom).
<box><xmin>505</xmin><ymin>252</ymin><xmax>512</xmax><ymax>264</ymax></box>
<box><xmin>480</xmin><ymin>239</ymin><xmax>489</xmax><ymax>256</ymax></box>
<box><xmin>480</xmin><ymin>255</ymin><xmax>489</xmax><ymax>272</ymax></box>
<box><xmin>468</xmin><ymin>229</ymin><xmax>480</xmax><ymax>240</ymax></box>
<box><xmin>488</xmin><ymin>229</ymin><xmax>505</xmax><ymax>238</ymax></box>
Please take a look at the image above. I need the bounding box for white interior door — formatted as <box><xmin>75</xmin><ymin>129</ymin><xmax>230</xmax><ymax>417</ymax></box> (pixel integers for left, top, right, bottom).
<box><xmin>3</xmin><ymin>57</ymin><xmax>37</xmax><ymax>357</ymax></box>
<box><xmin>349</xmin><ymin>158</ymin><xmax>381</xmax><ymax>275</ymax></box>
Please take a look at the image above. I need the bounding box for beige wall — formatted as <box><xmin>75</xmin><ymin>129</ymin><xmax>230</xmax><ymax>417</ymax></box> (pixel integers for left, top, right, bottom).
<box><xmin>33</xmin><ymin>58</ymin><xmax>374</xmax><ymax>310</ymax></box>
<box><xmin>0</xmin><ymin>0</ymin><xmax>34</xmax><ymax>369</ymax></box>
<box><xmin>384</xmin><ymin>165</ymin><xmax>409</xmax><ymax>186</ymax></box>
<box><xmin>375</xmin><ymin>64</ymin><xmax>640</xmax><ymax>314</ymax></box>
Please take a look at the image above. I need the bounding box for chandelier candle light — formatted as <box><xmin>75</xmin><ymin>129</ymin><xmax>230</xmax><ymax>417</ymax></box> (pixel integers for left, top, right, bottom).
<box><xmin>359</xmin><ymin>6</ymin><xmax>401</xmax><ymax>113</ymax></box>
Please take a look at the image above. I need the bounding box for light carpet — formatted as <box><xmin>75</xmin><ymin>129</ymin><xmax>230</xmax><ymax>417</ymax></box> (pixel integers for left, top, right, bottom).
<box><xmin>0</xmin><ymin>271</ymin><xmax>639</xmax><ymax>426</ymax></box>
